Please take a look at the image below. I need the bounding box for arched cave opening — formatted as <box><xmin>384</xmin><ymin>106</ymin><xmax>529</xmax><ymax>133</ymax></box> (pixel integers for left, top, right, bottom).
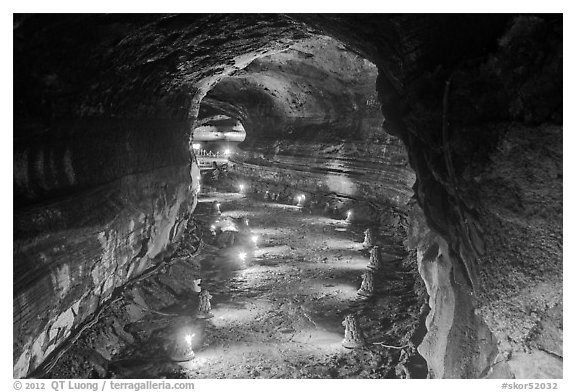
<box><xmin>13</xmin><ymin>14</ymin><xmax>562</xmax><ymax>380</ymax></box>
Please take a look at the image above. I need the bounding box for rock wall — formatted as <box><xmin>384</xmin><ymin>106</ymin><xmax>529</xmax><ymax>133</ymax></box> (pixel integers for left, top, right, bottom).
<box><xmin>14</xmin><ymin>141</ymin><xmax>197</xmax><ymax>377</ymax></box>
<box><xmin>232</xmin><ymin>137</ymin><xmax>413</xmax><ymax>209</ymax></box>
<box><xmin>388</xmin><ymin>16</ymin><xmax>563</xmax><ymax>378</ymax></box>
<box><xmin>201</xmin><ymin>36</ymin><xmax>416</xmax><ymax>220</ymax></box>
<box><xmin>13</xmin><ymin>14</ymin><xmax>311</xmax><ymax>378</ymax></box>
<box><xmin>406</xmin><ymin>204</ymin><xmax>500</xmax><ymax>378</ymax></box>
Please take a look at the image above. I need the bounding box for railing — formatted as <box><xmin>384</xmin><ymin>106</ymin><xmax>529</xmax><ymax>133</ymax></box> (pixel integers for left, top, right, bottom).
<box><xmin>195</xmin><ymin>150</ymin><xmax>226</xmax><ymax>158</ymax></box>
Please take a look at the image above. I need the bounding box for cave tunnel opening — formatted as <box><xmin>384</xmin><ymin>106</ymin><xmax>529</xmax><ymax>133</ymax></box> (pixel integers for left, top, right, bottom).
<box><xmin>182</xmin><ymin>36</ymin><xmax>429</xmax><ymax>379</ymax></box>
<box><xmin>13</xmin><ymin>14</ymin><xmax>562</xmax><ymax>380</ymax></box>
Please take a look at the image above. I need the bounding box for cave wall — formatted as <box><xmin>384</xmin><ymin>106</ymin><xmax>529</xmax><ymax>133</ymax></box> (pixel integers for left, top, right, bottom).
<box><xmin>13</xmin><ymin>88</ymin><xmax>200</xmax><ymax>379</ymax></box>
<box><xmin>201</xmin><ymin>37</ymin><xmax>415</xmax><ymax>218</ymax></box>
<box><xmin>205</xmin><ymin>37</ymin><xmax>382</xmax><ymax>141</ymax></box>
<box><xmin>380</xmin><ymin>16</ymin><xmax>563</xmax><ymax>378</ymax></box>
<box><xmin>13</xmin><ymin>14</ymin><xmax>312</xmax><ymax>378</ymax></box>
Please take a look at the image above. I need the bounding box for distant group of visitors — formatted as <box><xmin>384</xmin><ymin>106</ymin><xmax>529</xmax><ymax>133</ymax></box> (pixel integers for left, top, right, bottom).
<box><xmin>208</xmin><ymin>162</ymin><xmax>229</xmax><ymax>182</ymax></box>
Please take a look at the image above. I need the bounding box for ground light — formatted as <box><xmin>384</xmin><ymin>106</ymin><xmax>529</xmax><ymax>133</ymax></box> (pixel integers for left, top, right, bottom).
<box><xmin>345</xmin><ymin>210</ymin><xmax>352</xmax><ymax>223</ymax></box>
<box><xmin>296</xmin><ymin>194</ymin><xmax>305</xmax><ymax>208</ymax></box>
<box><xmin>167</xmin><ymin>328</ymin><xmax>199</xmax><ymax>361</ymax></box>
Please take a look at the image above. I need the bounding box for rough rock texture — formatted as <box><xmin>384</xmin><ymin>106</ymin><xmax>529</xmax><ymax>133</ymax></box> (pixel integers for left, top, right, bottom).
<box><xmin>406</xmin><ymin>203</ymin><xmax>500</xmax><ymax>378</ymax></box>
<box><xmin>203</xmin><ymin>37</ymin><xmax>382</xmax><ymax>142</ymax></box>
<box><xmin>14</xmin><ymin>164</ymin><xmax>196</xmax><ymax>377</ymax></box>
<box><xmin>390</xmin><ymin>16</ymin><xmax>563</xmax><ymax>378</ymax></box>
<box><xmin>14</xmin><ymin>14</ymin><xmax>562</xmax><ymax>379</ymax></box>
<box><xmin>13</xmin><ymin>14</ymin><xmax>312</xmax><ymax>378</ymax></box>
<box><xmin>202</xmin><ymin>36</ymin><xmax>415</xmax><ymax>226</ymax></box>
<box><xmin>44</xmin><ymin>222</ymin><xmax>204</xmax><ymax>379</ymax></box>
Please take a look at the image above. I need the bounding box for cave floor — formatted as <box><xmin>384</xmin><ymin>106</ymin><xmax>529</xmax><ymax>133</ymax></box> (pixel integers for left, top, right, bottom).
<box><xmin>109</xmin><ymin>192</ymin><xmax>425</xmax><ymax>379</ymax></box>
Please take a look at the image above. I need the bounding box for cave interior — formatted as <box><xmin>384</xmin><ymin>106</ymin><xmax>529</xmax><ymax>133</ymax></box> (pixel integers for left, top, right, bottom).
<box><xmin>13</xmin><ymin>13</ymin><xmax>562</xmax><ymax>379</ymax></box>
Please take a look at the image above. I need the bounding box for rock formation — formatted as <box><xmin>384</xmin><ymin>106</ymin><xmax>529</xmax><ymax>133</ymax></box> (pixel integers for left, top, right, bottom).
<box><xmin>196</xmin><ymin>290</ymin><xmax>214</xmax><ymax>319</ymax></box>
<box><xmin>367</xmin><ymin>246</ymin><xmax>383</xmax><ymax>271</ymax></box>
<box><xmin>358</xmin><ymin>270</ymin><xmax>376</xmax><ymax>297</ymax></box>
<box><xmin>342</xmin><ymin>314</ymin><xmax>366</xmax><ymax>349</ymax></box>
<box><xmin>362</xmin><ymin>228</ymin><xmax>374</xmax><ymax>248</ymax></box>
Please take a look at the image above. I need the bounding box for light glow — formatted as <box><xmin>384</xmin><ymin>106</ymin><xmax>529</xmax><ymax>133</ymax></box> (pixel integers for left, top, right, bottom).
<box><xmin>239</xmin><ymin>184</ymin><xmax>245</xmax><ymax>192</ymax></box>
<box><xmin>192</xmin><ymin>143</ymin><xmax>201</xmax><ymax>150</ymax></box>
<box><xmin>346</xmin><ymin>211</ymin><xmax>352</xmax><ymax>219</ymax></box>
<box><xmin>239</xmin><ymin>252</ymin><xmax>247</xmax><ymax>261</ymax></box>
<box><xmin>251</xmin><ymin>235</ymin><xmax>259</xmax><ymax>244</ymax></box>
<box><xmin>224</xmin><ymin>148</ymin><xmax>231</xmax><ymax>155</ymax></box>
<box><xmin>185</xmin><ymin>334</ymin><xmax>195</xmax><ymax>345</ymax></box>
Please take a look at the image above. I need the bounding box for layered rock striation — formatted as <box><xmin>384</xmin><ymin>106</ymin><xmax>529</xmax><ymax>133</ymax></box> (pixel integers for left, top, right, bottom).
<box><xmin>200</xmin><ymin>37</ymin><xmax>415</xmax><ymax>217</ymax></box>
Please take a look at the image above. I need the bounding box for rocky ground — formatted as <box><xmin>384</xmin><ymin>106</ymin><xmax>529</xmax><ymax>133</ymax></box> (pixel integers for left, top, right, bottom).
<box><xmin>47</xmin><ymin>189</ymin><xmax>427</xmax><ymax>379</ymax></box>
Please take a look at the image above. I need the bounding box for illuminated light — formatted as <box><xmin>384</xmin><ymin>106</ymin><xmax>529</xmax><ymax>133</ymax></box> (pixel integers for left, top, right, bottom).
<box><xmin>224</xmin><ymin>148</ymin><xmax>231</xmax><ymax>155</ymax></box>
<box><xmin>345</xmin><ymin>210</ymin><xmax>352</xmax><ymax>222</ymax></box>
<box><xmin>216</xmin><ymin>203</ymin><xmax>220</xmax><ymax>208</ymax></box>
<box><xmin>251</xmin><ymin>235</ymin><xmax>259</xmax><ymax>244</ymax></box>
<box><xmin>210</xmin><ymin>225</ymin><xmax>216</xmax><ymax>231</ymax></box>
<box><xmin>239</xmin><ymin>252</ymin><xmax>247</xmax><ymax>261</ymax></box>
<box><xmin>168</xmin><ymin>329</ymin><xmax>198</xmax><ymax>362</ymax></box>
<box><xmin>296</xmin><ymin>194</ymin><xmax>305</xmax><ymax>207</ymax></box>
<box><xmin>238</xmin><ymin>184</ymin><xmax>245</xmax><ymax>192</ymax></box>
<box><xmin>192</xmin><ymin>143</ymin><xmax>201</xmax><ymax>150</ymax></box>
